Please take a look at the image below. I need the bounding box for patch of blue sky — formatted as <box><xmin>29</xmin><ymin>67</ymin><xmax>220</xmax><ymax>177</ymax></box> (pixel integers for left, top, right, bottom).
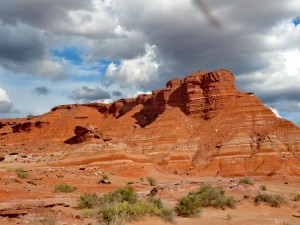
<box><xmin>292</xmin><ymin>16</ymin><xmax>300</xmax><ymax>26</ymax></box>
<box><xmin>51</xmin><ymin>47</ymin><xmax>83</xmax><ymax>64</ymax></box>
<box><xmin>280</xmin><ymin>111</ymin><xmax>300</xmax><ymax>126</ymax></box>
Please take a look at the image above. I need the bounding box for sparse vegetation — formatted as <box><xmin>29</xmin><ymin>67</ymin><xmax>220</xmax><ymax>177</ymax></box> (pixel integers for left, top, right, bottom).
<box><xmin>127</xmin><ymin>181</ymin><xmax>134</xmax><ymax>185</ymax></box>
<box><xmin>254</xmin><ymin>193</ymin><xmax>285</xmax><ymax>207</ymax></box>
<box><xmin>243</xmin><ymin>194</ymin><xmax>250</xmax><ymax>199</ymax></box>
<box><xmin>239</xmin><ymin>177</ymin><xmax>254</xmax><ymax>185</ymax></box>
<box><xmin>175</xmin><ymin>195</ymin><xmax>202</xmax><ymax>217</ymax></box>
<box><xmin>77</xmin><ymin>187</ymin><xmax>173</xmax><ymax>225</ymax></box>
<box><xmin>293</xmin><ymin>193</ymin><xmax>300</xmax><ymax>201</ymax></box>
<box><xmin>54</xmin><ymin>183</ymin><xmax>76</xmax><ymax>193</ymax></box>
<box><xmin>146</xmin><ymin>176</ymin><xmax>157</xmax><ymax>186</ymax></box>
<box><xmin>102</xmin><ymin>173</ymin><xmax>109</xmax><ymax>180</ymax></box>
<box><xmin>81</xmin><ymin>209</ymin><xmax>93</xmax><ymax>218</ymax></box>
<box><xmin>226</xmin><ymin>213</ymin><xmax>233</xmax><ymax>220</ymax></box>
<box><xmin>175</xmin><ymin>185</ymin><xmax>236</xmax><ymax>217</ymax></box>
<box><xmin>15</xmin><ymin>167</ymin><xmax>28</xmax><ymax>179</ymax></box>
<box><xmin>39</xmin><ymin>217</ymin><xmax>57</xmax><ymax>225</ymax></box>
<box><xmin>78</xmin><ymin>193</ymin><xmax>100</xmax><ymax>209</ymax></box>
<box><xmin>260</xmin><ymin>185</ymin><xmax>267</xmax><ymax>191</ymax></box>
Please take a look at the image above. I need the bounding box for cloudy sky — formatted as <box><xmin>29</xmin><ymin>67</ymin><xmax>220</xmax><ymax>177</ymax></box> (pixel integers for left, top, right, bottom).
<box><xmin>0</xmin><ymin>0</ymin><xmax>299</xmax><ymax>125</ymax></box>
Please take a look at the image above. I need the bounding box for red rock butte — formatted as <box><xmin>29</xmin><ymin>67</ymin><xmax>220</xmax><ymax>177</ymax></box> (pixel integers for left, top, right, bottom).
<box><xmin>1</xmin><ymin>69</ymin><xmax>300</xmax><ymax>176</ymax></box>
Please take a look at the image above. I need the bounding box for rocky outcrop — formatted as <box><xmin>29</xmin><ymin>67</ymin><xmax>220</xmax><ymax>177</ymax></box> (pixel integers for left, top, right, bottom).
<box><xmin>64</xmin><ymin>124</ymin><xmax>102</xmax><ymax>144</ymax></box>
<box><xmin>0</xmin><ymin>69</ymin><xmax>299</xmax><ymax>176</ymax></box>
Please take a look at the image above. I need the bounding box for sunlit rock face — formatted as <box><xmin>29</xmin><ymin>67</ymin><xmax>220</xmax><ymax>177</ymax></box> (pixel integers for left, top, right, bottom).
<box><xmin>1</xmin><ymin>69</ymin><xmax>300</xmax><ymax>176</ymax></box>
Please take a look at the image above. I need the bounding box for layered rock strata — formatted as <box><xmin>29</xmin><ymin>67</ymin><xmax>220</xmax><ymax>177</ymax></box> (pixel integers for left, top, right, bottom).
<box><xmin>1</xmin><ymin>69</ymin><xmax>299</xmax><ymax>176</ymax></box>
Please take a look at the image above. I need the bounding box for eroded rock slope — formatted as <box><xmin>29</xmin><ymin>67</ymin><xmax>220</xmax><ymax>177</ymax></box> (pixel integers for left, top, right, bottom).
<box><xmin>1</xmin><ymin>69</ymin><xmax>299</xmax><ymax>176</ymax></box>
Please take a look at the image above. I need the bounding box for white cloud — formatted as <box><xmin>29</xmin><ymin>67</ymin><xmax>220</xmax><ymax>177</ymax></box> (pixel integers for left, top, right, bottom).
<box><xmin>268</xmin><ymin>106</ymin><xmax>281</xmax><ymax>118</ymax></box>
<box><xmin>0</xmin><ymin>87</ymin><xmax>13</xmax><ymax>113</ymax></box>
<box><xmin>106</xmin><ymin>44</ymin><xmax>160</xmax><ymax>88</ymax></box>
<box><xmin>236</xmin><ymin>18</ymin><xmax>300</xmax><ymax>111</ymax></box>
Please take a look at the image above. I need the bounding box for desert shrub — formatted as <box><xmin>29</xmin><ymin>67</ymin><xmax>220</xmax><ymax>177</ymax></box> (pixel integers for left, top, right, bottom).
<box><xmin>54</xmin><ymin>183</ymin><xmax>76</xmax><ymax>193</ymax></box>
<box><xmin>98</xmin><ymin>187</ymin><xmax>173</xmax><ymax>225</ymax></box>
<box><xmin>102</xmin><ymin>173</ymin><xmax>109</xmax><ymax>180</ymax></box>
<box><xmin>239</xmin><ymin>177</ymin><xmax>254</xmax><ymax>185</ymax></box>
<box><xmin>80</xmin><ymin>209</ymin><xmax>93</xmax><ymax>218</ymax></box>
<box><xmin>175</xmin><ymin>185</ymin><xmax>236</xmax><ymax>217</ymax></box>
<box><xmin>148</xmin><ymin>197</ymin><xmax>164</xmax><ymax>209</ymax></box>
<box><xmin>260</xmin><ymin>185</ymin><xmax>267</xmax><ymax>191</ymax></box>
<box><xmin>254</xmin><ymin>193</ymin><xmax>285</xmax><ymax>207</ymax></box>
<box><xmin>146</xmin><ymin>176</ymin><xmax>157</xmax><ymax>186</ymax></box>
<box><xmin>175</xmin><ymin>195</ymin><xmax>202</xmax><ymax>217</ymax></box>
<box><xmin>15</xmin><ymin>167</ymin><xmax>28</xmax><ymax>179</ymax></box>
<box><xmin>100</xmin><ymin>186</ymin><xmax>138</xmax><ymax>206</ymax></box>
<box><xmin>78</xmin><ymin>193</ymin><xmax>100</xmax><ymax>209</ymax></box>
<box><xmin>293</xmin><ymin>193</ymin><xmax>300</xmax><ymax>201</ymax></box>
<box><xmin>127</xmin><ymin>181</ymin><xmax>134</xmax><ymax>185</ymax></box>
<box><xmin>193</xmin><ymin>185</ymin><xmax>236</xmax><ymax>209</ymax></box>
<box><xmin>226</xmin><ymin>213</ymin><xmax>233</xmax><ymax>220</ymax></box>
<box><xmin>100</xmin><ymin>201</ymin><xmax>173</xmax><ymax>225</ymax></box>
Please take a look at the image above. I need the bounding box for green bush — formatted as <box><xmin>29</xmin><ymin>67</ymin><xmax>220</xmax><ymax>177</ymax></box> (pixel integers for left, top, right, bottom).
<box><xmin>239</xmin><ymin>177</ymin><xmax>254</xmax><ymax>185</ymax></box>
<box><xmin>99</xmin><ymin>186</ymin><xmax>138</xmax><ymax>206</ymax></box>
<box><xmin>54</xmin><ymin>183</ymin><xmax>76</xmax><ymax>193</ymax></box>
<box><xmin>80</xmin><ymin>209</ymin><xmax>93</xmax><ymax>218</ymax></box>
<box><xmin>97</xmin><ymin>187</ymin><xmax>173</xmax><ymax>225</ymax></box>
<box><xmin>175</xmin><ymin>195</ymin><xmax>202</xmax><ymax>217</ymax></box>
<box><xmin>254</xmin><ymin>193</ymin><xmax>285</xmax><ymax>207</ymax></box>
<box><xmin>100</xmin><ymin>200</ymin><xmax>173</xmax><ymax>225</ymax></box>
<box><xmin>175</xmin><ymin>185</ymin><xmax>236</xmax><ymax>217</ymax></box>
<box><xmin>78</xmin><ymin>193</ymin><xmax>100</xmax><ymax>209</ymax></box>
<box><xmin>293</xmin><ymin>193</ymin><xmax>300</xmax><ymax>201</ymax></box>
<box><xmin>194</xmin><ymin>185</ymin><xmax>237</xmax><ymax>209</ymax></box>
<box><xmin>15</xmin><ymin>168</ymin><xmax>28</xmax><ymax>179</ymax></box>
<box><xmin>146</xmin><ymin>177</ymin><xmax>157</xmax><ymax>186</ymax></box>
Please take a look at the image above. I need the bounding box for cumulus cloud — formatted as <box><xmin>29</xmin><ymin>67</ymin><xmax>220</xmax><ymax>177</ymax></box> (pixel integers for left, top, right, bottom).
<box><xmin>0</xmin><ymin>87</ymin><xmax>13</xmax><ymax>113</ymax></box>
<box><xmin>106</xmin><ymin>44</ymin><xmax>160</xmax><ymax>89</ymax></box>
<box><xmin>0</xmin><ymin>23</ymin><xmax>66</xmax><ymax>79</ymax></box>
<box><xmin>1</xmin><ymin>0</ymin><xmax>300</xmax><ymax>124</ymax></box>
<box><xmin>34</xmin><ymin>87</ymin><xmax>50</xmax><ymax>96</ymax></box>
<box><xmin>0</xmin><ymin>0</ymin><xmax>93</xmax><ymax>33</ymax></box>
<box><xmin>236</xmin><ymin>18</ymin><xmax>300</xmax><ymax>114</ymax></box>
<box><xmin>70</xmin><ymin>86</ymin><xmax>111</xmax><ymax>102</ymax></box>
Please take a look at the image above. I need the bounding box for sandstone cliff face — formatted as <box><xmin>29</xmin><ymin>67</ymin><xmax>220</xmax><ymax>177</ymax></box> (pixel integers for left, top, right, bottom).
<box><xmin>0</xmin><ymin>69</ymin><xmax>299</xmax><ymax>176</ymax></box>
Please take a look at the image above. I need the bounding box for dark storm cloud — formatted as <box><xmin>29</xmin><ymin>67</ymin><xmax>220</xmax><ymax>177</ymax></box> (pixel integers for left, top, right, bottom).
<box><xmin>34</xmin><ymin>87</ymin><xmax>50</xmax><ymax>96</ymax></box>
<box><xmin>71</xmin><ymin>86</ymin><xmax>111</xmax><ymax>102</ymax></box>
<box><xmin>0</xmin><ymin>0</ymin><xmax>92</xmax><ymax>30</ymax></box>
<box><xmin>0</xmin><ymin>24</ymin><xmax>45</xmax><ymax>63</ymax></box>
<box><xmin>0</xmin><ymin>23</ymin><xmax>66</xmax><ymax>79</ymax></box>
<box><xmin>1</xmin><ymin>0</ymin><xmax>300</xmax><ymax>120</ymax></box>
<box><xmin>110</xmin><ymin>0</ymin><xmax>298</xmax><ymax>84</ymax></box>
<box><xmin>112</xmin><ymin>91</ymin><xmax>122</xmax><ymax>96</ymax></box>
<box><xmin>101</xmin><ymin>0</ymin><xmax>300</xmax><ymax>117</ymax></box>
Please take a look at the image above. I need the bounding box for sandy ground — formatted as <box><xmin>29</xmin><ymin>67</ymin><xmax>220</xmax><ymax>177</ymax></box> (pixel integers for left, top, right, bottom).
<box><xmin>0</xmin><ymin>145</ymin><xmax>299</xmax><ymax>225</ymax></box>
